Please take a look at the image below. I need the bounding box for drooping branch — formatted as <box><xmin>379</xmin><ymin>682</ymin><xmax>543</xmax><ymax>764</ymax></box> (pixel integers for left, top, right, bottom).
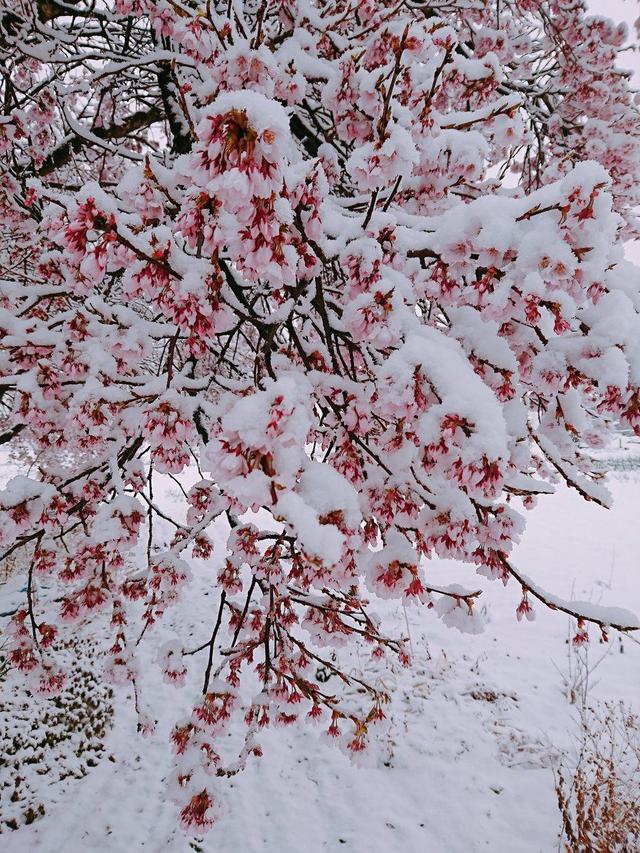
<box><xmin>499</xmin><ymin>554</ymin><xmax>640</xmax><ymax>635</ymax></box>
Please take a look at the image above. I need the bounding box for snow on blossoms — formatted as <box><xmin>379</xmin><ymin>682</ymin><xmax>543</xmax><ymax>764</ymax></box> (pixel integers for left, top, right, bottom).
<box><xmin>1</xmin><ymin>0</ymin><xmax>640</xmax><ymax>833</ymax></box>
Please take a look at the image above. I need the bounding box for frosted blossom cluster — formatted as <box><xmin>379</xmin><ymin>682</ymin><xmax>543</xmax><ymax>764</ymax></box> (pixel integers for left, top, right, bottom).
<box><xmin>1</xmin><ymin>0</ymin><xmax>640</xmax><ymax>831</ymax></box>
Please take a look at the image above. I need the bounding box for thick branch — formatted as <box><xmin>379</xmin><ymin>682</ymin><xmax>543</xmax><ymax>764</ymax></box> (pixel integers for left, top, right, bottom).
<box><xmin>38</xmin><ymin>107</ymin><xmax>164</xmax><ymax>176</ymax></box>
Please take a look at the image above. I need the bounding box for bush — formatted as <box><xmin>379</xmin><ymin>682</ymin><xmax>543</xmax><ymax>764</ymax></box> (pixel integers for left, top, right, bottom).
<box><xmin>556</xmin><ymin>704</ymin><xmax>640</xmax><ymax>852</ymax></box>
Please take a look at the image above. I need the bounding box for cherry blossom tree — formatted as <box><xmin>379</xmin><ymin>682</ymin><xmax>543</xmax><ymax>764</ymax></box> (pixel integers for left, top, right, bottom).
<box><xmin>1</xmin><ymin>0</ymin><xmax>640</xmax><ymax>831</ymax></box>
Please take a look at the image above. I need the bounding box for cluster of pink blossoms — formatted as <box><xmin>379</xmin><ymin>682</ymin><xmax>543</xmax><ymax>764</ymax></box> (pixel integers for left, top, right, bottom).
<box><xmin>1</xmin><ymin>0</ymin><xmax>640</xmax><ymax>832</ymax></box>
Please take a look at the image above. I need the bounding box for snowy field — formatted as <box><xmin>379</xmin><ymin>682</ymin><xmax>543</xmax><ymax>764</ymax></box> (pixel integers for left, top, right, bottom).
<box><xmin>1</xmin><ymin>451</ymin><xmax>639</xmax><ymax>853</ymax></box>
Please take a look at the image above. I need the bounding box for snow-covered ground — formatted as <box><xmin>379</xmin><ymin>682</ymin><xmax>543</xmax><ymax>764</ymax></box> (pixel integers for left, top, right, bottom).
<box><xmin>1</xmin><ymin>456</ymin><xmax>639</xmax><ymax>853</ymax></box>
